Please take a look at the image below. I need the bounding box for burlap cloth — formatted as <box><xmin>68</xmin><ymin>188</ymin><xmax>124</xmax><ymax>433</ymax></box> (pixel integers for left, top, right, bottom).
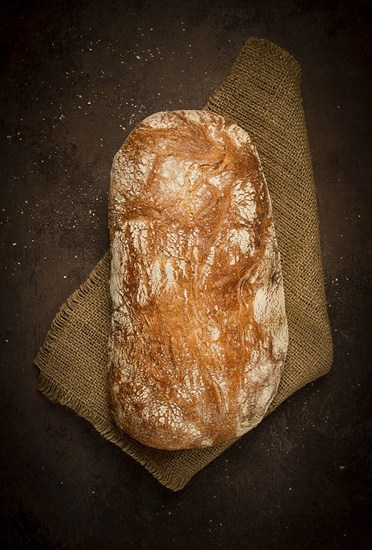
<box><xmin>35</xmin><ymin>38</ymin><xmax>333</xmax><ymax>491</ymax></box>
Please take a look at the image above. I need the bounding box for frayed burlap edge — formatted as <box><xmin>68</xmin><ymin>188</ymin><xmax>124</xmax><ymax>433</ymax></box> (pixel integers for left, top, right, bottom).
<box><xmin>37</xmin><ymin>374</ymin><xmax>196</xmax><ymax>491</ymax></box>
<box><xmin>35</xmin><ymin>254</ymin><xmax>187</xmax><ymax>490</ymax></box>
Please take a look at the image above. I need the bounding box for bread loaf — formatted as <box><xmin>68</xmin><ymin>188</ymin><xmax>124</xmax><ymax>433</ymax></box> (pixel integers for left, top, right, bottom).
<box><xmin>108</xmin><ymin>110</ymin><xmax>288</xmax><ymax>450</ymax></box>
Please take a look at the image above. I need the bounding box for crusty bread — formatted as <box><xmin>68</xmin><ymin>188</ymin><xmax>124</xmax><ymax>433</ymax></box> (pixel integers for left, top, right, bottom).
<box><xmin>107</xmin><ymin>110</ymin><xmax>288</xmax><ymax>450</ymax></box>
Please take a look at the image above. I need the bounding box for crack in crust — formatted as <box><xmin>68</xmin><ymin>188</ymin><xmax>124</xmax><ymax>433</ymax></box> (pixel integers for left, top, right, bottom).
<box><xmin>108</xmin><ymin>110</ymin><xmax>288</xmax><ymax>450</ymax></box>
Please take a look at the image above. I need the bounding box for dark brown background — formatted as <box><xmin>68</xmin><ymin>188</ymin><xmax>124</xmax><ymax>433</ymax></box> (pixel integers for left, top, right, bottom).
<box><xmin>1</xmin><ymin>0</ymin><xmax>371</xmax><ymax>548</ymax></box>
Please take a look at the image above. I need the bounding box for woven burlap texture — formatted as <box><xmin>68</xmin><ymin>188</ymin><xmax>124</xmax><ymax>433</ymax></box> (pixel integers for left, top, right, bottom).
<box><xmin>35</xmin><ymin>37</ymin><xmax>333</xmax><ymax>492</ymax></box>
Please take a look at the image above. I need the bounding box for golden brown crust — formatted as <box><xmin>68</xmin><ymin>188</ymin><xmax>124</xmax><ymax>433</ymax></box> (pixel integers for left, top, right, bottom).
<box><xmin>108</xmin><ymin>110</ymin><xmax>288</xmax><ymax>450</ymax></box>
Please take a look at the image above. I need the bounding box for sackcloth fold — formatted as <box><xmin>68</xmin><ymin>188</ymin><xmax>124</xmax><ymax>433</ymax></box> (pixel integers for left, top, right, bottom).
<box><xmin>35</xmin><ymin>38</ymin><xmax>333</xmax><ymax>491</ymax></box>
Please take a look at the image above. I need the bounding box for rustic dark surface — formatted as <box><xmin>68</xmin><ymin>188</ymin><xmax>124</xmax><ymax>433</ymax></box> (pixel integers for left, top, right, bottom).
<box><xmin>1</xmin><ymin>0</ymin><xmax>371</xmax><ymax>548</ymax></box>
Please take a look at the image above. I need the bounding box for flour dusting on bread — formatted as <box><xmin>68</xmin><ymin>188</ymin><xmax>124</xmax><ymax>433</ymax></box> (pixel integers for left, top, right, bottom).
<box><xmin>108</xmin><ymin>110</ymin><xmax>288</xmax><ymax>450</ymax></box>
